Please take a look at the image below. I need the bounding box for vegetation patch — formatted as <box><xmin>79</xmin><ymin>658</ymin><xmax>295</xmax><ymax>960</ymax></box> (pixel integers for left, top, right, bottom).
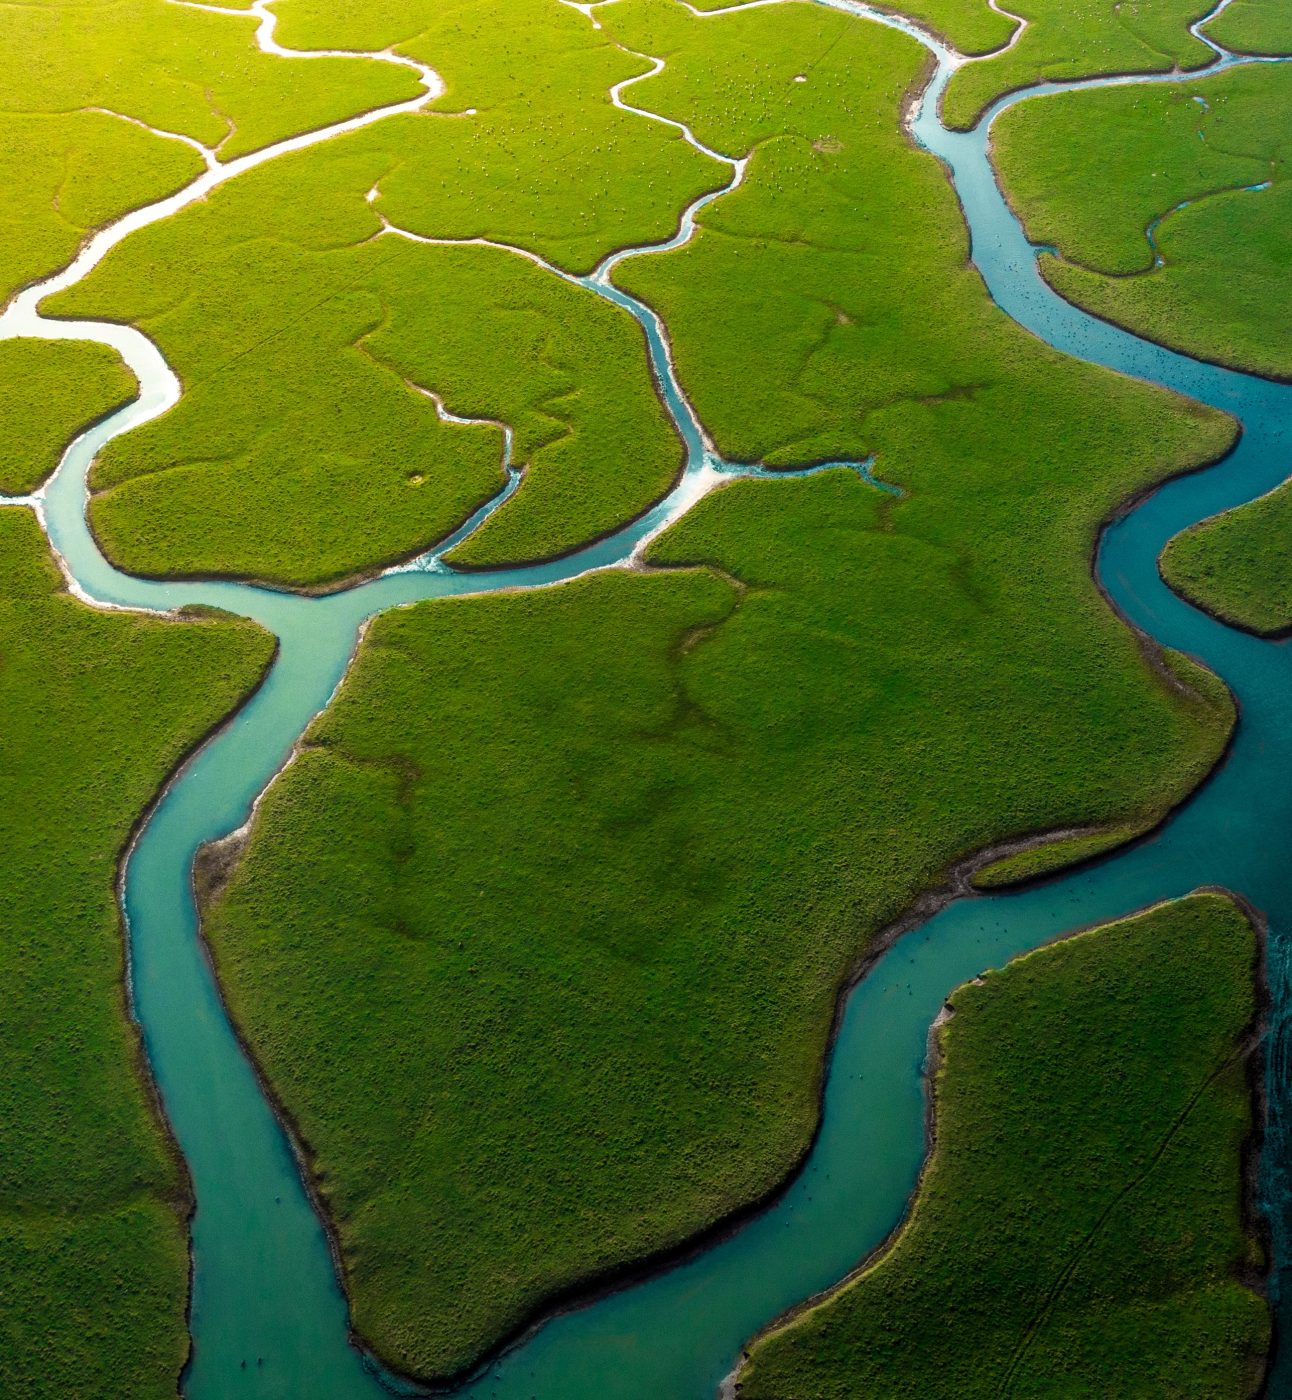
<box><xmin>0</xmin><ymin>338</ymin><xmax>136</xmax><ymax>496</ymax></box>
<box><xmin>735</xmin><ymin>892</ymin><xmax>1270</xmax><ymax>1399</ymax></box>
<box><xmin>1162</xmin><ymin>487</ymin><xmax>1292</xmax><ymax>635</ymax></box>
<box><xmin>1204</xmin><ymin>0</ymin><xmax>1292</xmax><ymax>55</ymax></box>
<box><xmin>0</xmin><ymin>506</ymin><xmax>273</xmax><ymax>1398</ymax></box>
<box><xmin>928</xmin><ymin>0</ymin><xmax>1221</xmax><ymax>130</ymax></box>
<box><xmin>45</xmin><ymin>143</ymin><xmax>685</xmax><ymax>584</ymax></box>
<box><xmin>994</xmin><ymin>63</ymin><xmax>1292</xmax><ymax>377</ymax></box>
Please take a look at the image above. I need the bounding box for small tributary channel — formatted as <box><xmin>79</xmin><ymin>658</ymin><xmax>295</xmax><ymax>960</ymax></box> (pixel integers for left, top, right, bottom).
<box><xmin>3</xmin><ymin>2</ymin><xmax>1291</xmax><ymax>1396</ymax></box>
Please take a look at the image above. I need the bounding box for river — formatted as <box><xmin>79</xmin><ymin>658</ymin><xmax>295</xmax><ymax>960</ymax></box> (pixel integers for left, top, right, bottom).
<box><xmin>1</xmin><ymin>1</ymin><xmax>1289</xmax><ymax>1396</ymax></box>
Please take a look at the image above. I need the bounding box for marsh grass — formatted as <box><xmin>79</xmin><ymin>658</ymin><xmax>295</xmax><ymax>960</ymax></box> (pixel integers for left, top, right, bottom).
<box><xmin>0</xmin><ymin>508</ymin><xmax>273</xmax><ymax>1396</ymax></box>
<box><xmin>0</xmin><ymin>338</ymin><xmax>135</xmax><ymax>495</ymax></box>
<box><xmin>194</xmin><ymin>3</ymin><xmax>1249</xmax><ymax>1381</ymax></box>
<box><xmin>737</xmin><ymin>893</ymin><xmax>1270</xmax><ymax>1398</ymax></box>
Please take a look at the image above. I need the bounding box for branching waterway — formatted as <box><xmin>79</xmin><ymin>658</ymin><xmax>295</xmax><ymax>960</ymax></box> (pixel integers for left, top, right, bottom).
<box><xmin>2</xmin><ymin>0</ymin><xmax>1291</xmax><ymax>1396</ymax></box>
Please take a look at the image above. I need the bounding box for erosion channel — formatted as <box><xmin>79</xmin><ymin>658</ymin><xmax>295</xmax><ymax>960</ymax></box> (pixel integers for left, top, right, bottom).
<box><xmin>2</xmin><ymin>0</ymin><xmax>1290</xmax><ymax>1396</ymax></box>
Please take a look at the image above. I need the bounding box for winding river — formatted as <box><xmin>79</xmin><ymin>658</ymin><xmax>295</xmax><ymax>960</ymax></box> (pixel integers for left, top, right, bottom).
<box><xmin>2</xmin><ymin>0</ymin><xmax>1291</xmax><ymax>1395</ymax></box>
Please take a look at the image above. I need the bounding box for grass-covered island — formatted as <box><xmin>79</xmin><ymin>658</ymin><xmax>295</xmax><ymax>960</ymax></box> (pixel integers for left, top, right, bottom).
<box><xmin>734</xmin><ymin>892</ymin><xmax>1271</xmax><ymax>1398</ymax></box>
<box><xmin>0</xmin><ymin>507</ymin><xmax>272</xmax><ymax>1397</ymax></box>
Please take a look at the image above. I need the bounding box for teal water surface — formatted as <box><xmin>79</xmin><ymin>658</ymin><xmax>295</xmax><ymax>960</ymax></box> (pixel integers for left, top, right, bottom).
<box><xmin>4</xmin><ymin>2</ymin><xmax>1292</xmax><ymax>1396</ymax></box>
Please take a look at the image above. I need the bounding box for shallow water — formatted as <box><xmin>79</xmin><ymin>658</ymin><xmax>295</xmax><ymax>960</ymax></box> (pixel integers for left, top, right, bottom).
<box><xmin>3</xmin><ymin>2</ymin><xmax>1291</xmax><ymax>1397</ymax></box>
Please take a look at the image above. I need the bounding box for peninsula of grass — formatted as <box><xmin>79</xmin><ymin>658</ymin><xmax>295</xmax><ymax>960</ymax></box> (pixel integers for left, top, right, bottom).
<box><xmin>194</xmin><ymin>2</ymin><xmax>1245</xmax><ymax>1381</ymax></box>
<box><xmin>993</xmin><ymin>63</ymin><xmax>1292</xmax><ymax>378</ymax></box>
<box><xmin>1161</xmin><ymin>487</ymin><xmax>1292</xmax><ymax>635</ymax></box>
<box><xmin>1204</xmin><ymin>0</ymin><xmax>1292</xmax><ymax>54</ymax></box>
<box><xmin>0</xmin><ymin>339</ymin><xmax>135</xmax><ymax>496</ymax></box>
<box><xmin>0</xmin><ymin>506</ymin><xmax>273</xmax><ymax>1398</ymax></box>
<box><xmin>735</xmin><ymin>892</ymin><xmax>1270</xmax><ymax>1398</ymax></box>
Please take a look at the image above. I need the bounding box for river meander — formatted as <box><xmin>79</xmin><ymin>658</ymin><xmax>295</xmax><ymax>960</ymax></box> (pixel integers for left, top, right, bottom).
<box><xmin>2</xmin><ymin>1</ymin><xmax>1290</xmax><ymax>1396</ymax></box>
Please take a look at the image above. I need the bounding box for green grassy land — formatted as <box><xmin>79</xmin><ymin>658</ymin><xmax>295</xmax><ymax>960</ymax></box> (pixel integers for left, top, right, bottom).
<box><xmin>992</xmin><ymin>64</ymin><xmax>1292</xmax><ymax>634</ymax></box>
<box><xmin>39</xmin><ymin>0</ymin><xmax>741</xmax><ymax>585</ymax></box>
<box><xmin>1162</xmin><ymin>488</ymin><xmax>1292</xmax><ymax>635</ymax></box>
<box><xmin>1205</xmin><ymin>0</ymin><xmax>1292</xmax><ymax>54</ymax></box>
<box><xmin>194</xmin><ymin>3</ymin><xmax>1247</xmax><ymax>1381</ymax></box>
<box><xmin>0</xmin><ymin>339</ymin><xmax>136</xmax><ymax>496</ymax></box>
<box><xmin>994</xmin><ymin>64</ymin><xmax>1292</xmax><ymax>376</ymax></box>
<box><xmin>0</xmin><ymin>507</ymin><xmax>273</xmax><ymax>1398</ymax></box>
<box><xmin>736</xmin><ymin>893</ymin><xmax>1270</xmax><ymax>1397</ymax></box>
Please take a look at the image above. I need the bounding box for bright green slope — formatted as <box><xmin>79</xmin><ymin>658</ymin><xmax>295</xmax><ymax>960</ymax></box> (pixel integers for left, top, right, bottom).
<box><xmin>0</xmin><ymin>339</ymin><xmax>135</xmax><ymax>495</ymax></box>
<box><xmin>992</xmin><ymin>65</ymin><xmax>1292</xmax><ymax>633</ymax></box>
<box><xmin>0</xmin><ymin>507</ymin><xmax>273</xmax><ymax>1398</ymax></box>
<box><xmin>1205</xmin><ymin>0</ymin><xmax>1292</xmax><ymax>54</ymax></box>
<box><xmin>736</xmin><ymin>893</ymin><xmax>1269</xmax><ymax>1398</ymax></box>
<box><xmin>196</xmin><ymin>3</ymin><xmax>1244</xmax><ymax>1383</ymax></box>
<box><xmin>0</xmin><ymin>0</ymin><xmax>418</xmax><ymax>306</ymax></box>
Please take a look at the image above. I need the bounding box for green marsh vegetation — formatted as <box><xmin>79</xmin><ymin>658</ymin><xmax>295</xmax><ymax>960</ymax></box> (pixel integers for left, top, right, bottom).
<box><xmin>41</xmin><ymin>0</ymin><xmax>748</xmax><ymax>584</ymax></box>
<box><xmin>992</xmin><ymin>66</ymin><xmax>1292</xmax><ymax>633</ymax></box>
<box><xmin>45</xmin><ymin>144</ymin><xmax>686</xmax><ymax>583</ymax></box>
<box><xmin>736</xmin><ymin>893</ymin><xmax>1270</xmax><ymax>1398</ymax></box>
<box><xmin>0</xmin><ymin>507</ymin><xmax>273</xmax><ymax>1397</ymax></box>
<box><xmin>1161</xmin><ymin>489</ymin><xmax>1292</xmax><ymax>635</ymax></box>
<box><xmin>195</xmin><ymin>1</ymin><xmax>1253</xmax><ymax>1381</ymax></box>
<box><xmin>815</xmin><ymin>0</ymin><xmax>1225</xmax><ymax>130</ymax></box>
<box><xmin>0</xmin><ymin>0</ymin><xmax>420</xmax><ymax>305</ymax></box>
<box><xmin>994</xmin><ymin>64</ymin><xmax>1292</xmax><ymax>377</ymax></box>
<box><xmin>0</xmin><ymin>339</ymin><xmax>135</xmax><ymax>496</ymax></box>
<box><xmin>1204</xmin><ymin>0</ymin><xmax>1292</xmax><ymax>54</ymax></box>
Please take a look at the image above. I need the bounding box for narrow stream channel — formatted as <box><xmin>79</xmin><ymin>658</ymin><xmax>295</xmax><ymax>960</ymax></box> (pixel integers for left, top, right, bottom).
<box><xmin>2</xmin><ymin>2</ymin><xmax>1290</xmax><ymax>1396</ymax></box>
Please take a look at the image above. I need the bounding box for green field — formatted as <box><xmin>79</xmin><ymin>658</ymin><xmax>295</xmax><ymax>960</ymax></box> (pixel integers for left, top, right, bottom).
<box><xmin>928</xmin><ymin>0</ymin><xmax>1221</xmax><ymax>130</ymax></box>
<box><xmin>736</xmin><ymin>892</ymin><xmax>1270</xmax><ymax>1398</ymax></box>
<box><xmin>40</xmin><ymin>0</ymin><xmax>732</xmax><ymax>585</ymax></box>
<box><xmin>191</xmin><ymin>3</ymin><xmax>1249</xmax><ymax>1382</ymax></box>
<box><xmin>0</xmin><ymin>507</ymin><xmax>273</xmax><ymax>1398</ymax></box>
<box><xmin>0</xmin><ymin>339</ymin><xmax>136</xmax><ymax>496</ymax></box>
<box><xmin>1205</xmin><ymin>0</ymin><xmax>1292</xmax><ymax>54</ymax></box>
<box><xmin>0</xmin><ymin>0</ymin><xmax>422</xmax><ymax>308</ymax></box>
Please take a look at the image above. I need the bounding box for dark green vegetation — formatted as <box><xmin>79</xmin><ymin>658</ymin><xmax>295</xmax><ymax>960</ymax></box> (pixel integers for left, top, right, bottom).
<box><xmin>193</xmin><ymin>1</ymin><xmax>1251</xmax><ymax>1382</ymax></box>
<box><xmin>992</xmin><ymin>65</ymin><xmax>1292</xmax><ymax>635</ymax></box>
<box><xmin>736</xmin><ymin>893</ymin><xmax>1270</xmax><ymax>1399</ymax></box>
<box><xmin>994</xmin><ymin>64</ymin><xmax>1292</xmax><ymax>377</ymax></box>
<box><xmin>1205</xmin><ymin>0</ymin><xmax>1292</xmax><ymax>54</ymax></box>
<box><xmin>1162</xmin><ymin>488</ymin><xmax>1292</xmax><ymax>635</ymax></box>
<box><xmin>0</xmin><ymin>507</ymin><xmax>273</xmax><ymax>1397</ymax></box>
<box><xmin>0</xmin><ymin>339</ymin><xmax>135</xmax><ymax>496</ymax></box>
<box><xmin>203</xmin><ymin>456</ymin><xmax>1234</xmax><ymax>1386</ymax></box>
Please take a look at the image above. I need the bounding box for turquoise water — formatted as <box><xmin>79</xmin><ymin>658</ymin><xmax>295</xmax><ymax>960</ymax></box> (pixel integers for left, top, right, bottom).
<box><xmin>7</xmin><ymin>3</ymin><xmax>1292</xmax><ymax>1396</ymax></box>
